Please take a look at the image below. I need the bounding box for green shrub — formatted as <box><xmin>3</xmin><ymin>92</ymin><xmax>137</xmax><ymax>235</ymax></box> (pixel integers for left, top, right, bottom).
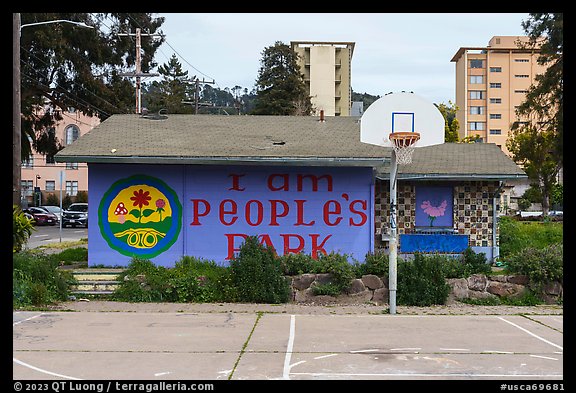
<box><xmin>279</xmin><ymin>252</ymin><xmax>320</xmax><ymax>276</ymax></box>
<box><xmin>505</xmin><ymin>244</ymin><xmax>563</xmax><ymax>292</ymax></box>
<box><xmin>315</xmin><ymin>252</ymin><xmax>355</xmax><ymax>294</ymax></box>
<box><xmin>113</xmin><ymin>257</ymin><xmax>172</xmax><ymax>302</ymax></box>
<box><xmin>311</xmin><ymin>283</ymin><xmax>342</xmax><ymax>296</ymax></box>
<box><xmin>168</xmin><ymin>256</ymin><xmax>233</xmax><ymax>302</ymax></box>
<box><xmin>229</xmin><ymin>236</ymin><xmax>291</xmax><ymax>303</ymax></box>
<box><xmin>13</xmin><ymin>205</ymin><xmax>35</xmax><ymax>253</ymax></box>
<box><xmin>13</xmin><ymin>250</ymin><xmax>75</xmax><ymax>307</ymax></box>
<box><xmin>499</xmin><ymin>216</ymin><xmax>563</xmax><ymax>258</ymax></box>
<box><xmin>442</xmin><ymin>248</ymin><xmax>491</xmax><ymax>278</ymax></box>
<box><xmin>51</xmin><ymin>247</ymin><xmax>88</xmax><ymax>264</ymax></box>
<box><xmin>355</xmin><ymin>252</ymin><xmax>389</xmax><ymax>278</ymax></box>
<box><xmin>397</xmin><ymin>253</ymin><xmax>450</xmax><ymax>306</ymax></box>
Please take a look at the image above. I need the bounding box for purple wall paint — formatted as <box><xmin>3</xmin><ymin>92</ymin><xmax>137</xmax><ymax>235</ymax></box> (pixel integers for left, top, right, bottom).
<box><xmin>89</xmin><ymin>164</ymin><xmax>374</xmax><ymax>267</ymax></box>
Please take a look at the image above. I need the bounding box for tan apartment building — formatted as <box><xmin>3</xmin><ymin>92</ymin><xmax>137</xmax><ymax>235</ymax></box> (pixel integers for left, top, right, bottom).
<box><xmin>451</xmin><ymin>36</ymin><xmax>546</xmax><ymax>157</ymax></box>
<box><xmin>291</xmin><ymin>41</ymin><xmax>354</xmax><ymax>116</ymax></box>
<box><xmin>21</xmin><ymin>108</ymin><xmax>100</xmax><ymax>207</ymax></box>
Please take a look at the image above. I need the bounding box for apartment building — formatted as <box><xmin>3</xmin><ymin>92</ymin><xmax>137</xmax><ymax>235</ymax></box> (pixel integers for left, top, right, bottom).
<box><xmin>451</xmin><ymin>36</ymin><xmax>546</xmax><ymax>157</ymax></box>
<box><xmin>290</xmin><ymin>41</ymin><xmax>355</xmax><ymax>116</ymax></box>
<box><xmin>20</xmin><ymin>108</ymin><xmax>100</xmax><ymax>207</ymax></box>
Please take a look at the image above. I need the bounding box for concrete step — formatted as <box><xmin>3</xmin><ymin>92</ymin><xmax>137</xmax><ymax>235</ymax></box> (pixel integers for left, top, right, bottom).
<box><xmin>69</xmin><ymin>268</ymin><xmax>125</xmax><ymax>296</ymax></box>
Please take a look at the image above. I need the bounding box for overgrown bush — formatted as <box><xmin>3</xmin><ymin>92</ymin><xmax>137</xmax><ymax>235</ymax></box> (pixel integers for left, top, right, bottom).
<box><xmin>13</xmin><ymin>205</ymin><xmax>35</xmax><ymax>253</ymax></box>
<box><xmin>499</xmin><ymin>216</ymin><xmax>563</xmax><ymax>258</ymax></box>
<box><xmin>113</xmin><ymin>256</ymin><xmax>235</xmax><ymax>303</ymax></box>
<box><xmin>505</xmin><ymin>244</ymin><xmax>563</xmax><ymax>291</ymax></box>
<box><xmin>13</xmin><ymin>250</ymin><xmax>75</xmax><ymax>307</ymax></box>
<box><xmin>397</xmin><ymin>253</ymin><xmax>451</xmax><ymax>306</ymax></box>
<box><xmin>314</xmin><ymin>252</ymin><xmax>356</xmax><ymax>294</ymax></box>
<box><xmin>279</xmin><ymin>252</ymin><xmax>321</xmax><ymax>276</ymax></box>
<box><xmin>50</xmin><ymin>247</ymin><xmax>88</xmax><ymax>264</ymax></box>
<box><xmin>442</xmin><ymin>248</ymin><xmax>491</xmax><ymax>278</ymax></box>
<box><xmin>229</xmin><ymin>236</ymin><xmax>291</xmax><ymax>303</ymax></box>
<box><xmin>355</xmin><ymin>252</ymin><xmax>389</xmax><ymax>277</ymax></box>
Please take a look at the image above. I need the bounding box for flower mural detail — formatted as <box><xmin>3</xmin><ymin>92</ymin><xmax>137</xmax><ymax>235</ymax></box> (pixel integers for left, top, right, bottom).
<box><xmin>421</xmin><ymin>199</ymin><xmax>448</xmax><ymax>226</ymax></box>
<box><xmin>130</xmin><ymin>189</ymin><xmax>153</xmax><ymax>223</ymax></box>
<box><xmin>99</xmin><ymin>176</ymin><xmax>182</xmax><ymax>259</ymax></box>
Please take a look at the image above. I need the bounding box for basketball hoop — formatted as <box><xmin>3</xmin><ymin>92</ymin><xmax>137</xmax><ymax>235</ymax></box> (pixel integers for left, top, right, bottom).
<box><xmin>388</xmin><ymin>132</ymin><xmax>420</xmax><ymax>165</ymax></box>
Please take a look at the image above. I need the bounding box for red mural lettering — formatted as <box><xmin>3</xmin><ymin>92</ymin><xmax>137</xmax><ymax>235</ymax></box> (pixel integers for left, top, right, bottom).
<box><xmin>349</xmin><ymin>200</ymin><xmax>368</xmax><ymax>226</ymax></box>
<box><xmin>219</xmin><ymin>199</ymin><xmax>238</xmax><ymax>226</ymax></box>
<box><xmin>269</xmin><ymin>200</ymin><xmax>289</xmax><ymax>226</ymax></box>
<box><xmin>310</xmin><ymin>234</ymin><xmax>332</xmax><ymax>259</ymax></box>
<box><xmin>225</xmin><ymin>234</ymin><xmax>248</xmax><ymax>260</ymax></box>
<box><xmin>267</xmin><ymin>174</ymin><xmax>289</xmax><ymax>191</ymax></box>
<box><xmin>297</xmin><ymin>174</ymin><xmax>333</xmax><ymax>192</ymax></box>
<box><xmin>245</xmin><ymin>200</ymin><xmax>264</xmax><ymax>226</ymax></box>
<box><xmin>190</xmin><ymin>199</ymin><xmax>211</xmax><ymax>225</ymax></box>
<box><xmin>281</xmin><ymin>234</ymin><xmax>305</xmax><ymax>254</ymax></box>
<box><xmin>228</xmin><ymin>174</ymin><xmax>246</xmax><ymax>191</ymax></box>
<box><xmin>294</xmin><ymin>200</ymin><xmax>315</xmax><ymax>226</ymax></box>
<box><xmin>323</xmin><ymin>200</ymin><xmax>343</xmax><ymax>226</ymax></box>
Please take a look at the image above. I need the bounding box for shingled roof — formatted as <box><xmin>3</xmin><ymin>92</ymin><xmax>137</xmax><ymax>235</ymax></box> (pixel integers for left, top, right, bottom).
<box><xmin>55</xmin><ymin>114</ymin><xmax>526</xmax><ymax>180</ymax></box>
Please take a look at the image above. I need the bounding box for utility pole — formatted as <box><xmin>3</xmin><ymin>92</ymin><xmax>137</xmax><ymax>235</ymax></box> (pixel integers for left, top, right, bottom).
<box><xmin>182</xmin><ymin>78</ymin><xmax>216</xmax><ymax>114</ymax></box>
<box><xmin>118</xmin><ymin>28</ymin><xmax>160</xmax><ymax>114</ymax></box>
<box><xmin>13</xmin><ymin>13</ymin><xmax>21</xmax><ymax>206</ymax></box>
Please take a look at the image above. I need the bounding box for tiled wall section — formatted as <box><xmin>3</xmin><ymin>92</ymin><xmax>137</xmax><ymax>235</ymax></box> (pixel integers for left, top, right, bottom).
<box><xmin>374</xmin><ymin>180</ymin><xmax>500</xmax><ymax>250</ymax></box>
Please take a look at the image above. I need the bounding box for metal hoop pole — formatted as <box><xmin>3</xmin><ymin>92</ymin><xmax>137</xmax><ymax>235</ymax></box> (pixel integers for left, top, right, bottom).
<box><xmin>389</xmin><ymin>149</ymin><xmax>398</xmax><ymax>315</ymax></box>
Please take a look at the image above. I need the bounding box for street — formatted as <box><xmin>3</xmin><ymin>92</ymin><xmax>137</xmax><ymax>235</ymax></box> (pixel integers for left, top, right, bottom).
<box><xmin>25</xmin><ymin>224</ymin><xmax>88</xmax><ymax>249</ymax></box>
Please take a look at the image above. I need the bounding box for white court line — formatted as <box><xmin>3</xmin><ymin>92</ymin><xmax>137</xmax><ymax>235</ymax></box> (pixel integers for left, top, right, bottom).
<box><xmin>314</xmin><ymin>354</ymin><xmax>338</xmax><ymax>360</ymax></box>
<box><xmin>498</xmin><ymin>317</ymin><xmax>563</xmax><ymax>350</ymax></box>
<box><xmin>13</xmin><ymin>313</ymin><xmax>43</xmax><ymax>327</ymax></box>
<box><xmin>290</xmin><ymin>372</ymin><xmax>563</xmax><ymax>378</ymax></box>
<box><xmin>530</xmin><ymin>355</ymin><xmax>559</xmax><ymax>361</ymax></box>
<box><xmin>13</xmin><ymin>358</ymin><xmax>81</xmax><ymax>380</ymax></box>
<box><xmin>350</xmin><ymin>349</ymin><xmax>379</xmax><ymax>353</ymax></box>
<box><xmin>282</xmin><ymin>315</ymin><xmax>296</xmax><ymax>380</ymax></box>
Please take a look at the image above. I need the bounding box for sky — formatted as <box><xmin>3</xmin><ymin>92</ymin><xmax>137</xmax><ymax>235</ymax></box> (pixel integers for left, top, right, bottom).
<box><xmin>150</xmin><ymin>13</ymin><xmax>531</xmax><ymax>105</ymax></box>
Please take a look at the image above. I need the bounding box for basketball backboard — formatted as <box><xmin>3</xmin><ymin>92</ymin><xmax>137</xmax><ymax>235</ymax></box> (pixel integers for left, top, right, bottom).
<box><xmin>360</xmin><ymin>91</ymin><xmax>445</xmax><ymax>148</ymax></box>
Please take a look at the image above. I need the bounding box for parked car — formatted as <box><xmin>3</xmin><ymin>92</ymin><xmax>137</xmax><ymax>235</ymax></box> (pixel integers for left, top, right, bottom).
<box><xmin>62</xmin><ymin>203</ymin><xmax>89</xmax><ymax>228</ymax></box>
<box><xmin>23</xmin><ymin>207</ymin><xmax>58</xmax><ymax>226</ymax></box>
<box><xmin>39</xmin><ymin>205</ymin><xmax>63</xmax><ymax>222</ymax></box>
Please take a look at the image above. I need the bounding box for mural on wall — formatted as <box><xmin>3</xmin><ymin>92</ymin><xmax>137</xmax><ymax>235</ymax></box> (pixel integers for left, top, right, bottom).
<box><xmin>90</xmin><ymin>165</ymin><xmax>373</xmax><ymax>267</ymax></box>
<box><xmin>415</xmin><ymin>185</ymin><xmax>453</xmax><ymax>228</ymax></box>
<box><xmin>98</xmin><ymin>175</ymin><xmax>183</xmax><ymax>258</ymax></box>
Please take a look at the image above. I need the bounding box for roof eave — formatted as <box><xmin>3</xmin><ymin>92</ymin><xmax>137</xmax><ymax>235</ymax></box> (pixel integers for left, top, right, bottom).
<box><xmin>55</xmin><ymin>155</ymin><xmax>388</xmax><ymax>167</ymax></box>
<box><xmin>376</xmin><ymin>173</ymin><xmax>528</xmax><ymax>181</ymax></box>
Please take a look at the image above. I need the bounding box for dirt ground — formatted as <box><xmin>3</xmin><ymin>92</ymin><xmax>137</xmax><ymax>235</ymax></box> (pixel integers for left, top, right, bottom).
<box><xmin>49</xmin><ymin>300</ymin><xmax>563</xmax><ymax>316</ymax></box>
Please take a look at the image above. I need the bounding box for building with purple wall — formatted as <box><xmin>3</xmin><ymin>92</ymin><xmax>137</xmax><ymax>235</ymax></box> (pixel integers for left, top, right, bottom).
<box><xmin>55</xmin><ymin>114</ymin><xmax>526</xmax><ymax>267</ymax></box>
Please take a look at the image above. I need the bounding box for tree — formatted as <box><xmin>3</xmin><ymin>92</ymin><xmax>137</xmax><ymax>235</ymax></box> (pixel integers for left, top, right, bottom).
<box><xmin>517</xmin><ymin>13</ymin><xmax>563</xmax><ymax>164</ymax></box>
<box><xmin>19</xmin><ymin>13</ymin><xmax>165</xmax><ymax>159</ymax></box>
<box><xmin>251</xmin><ymin>41</ymin><xmax>312</xmax><ymax>116</ymax></box>
<box><xmin>507</xmin><ymin>124</ymin><xmax>559</xmax><ymax>215</ymax></box>
<box><xmin>144</xmin><ymin>54</ymin><xmax>195</xmax><ymax>114</ymax></box>
<box><xmin>435</xmin><ymin>101</ymin><xmax>460</xmax><ymax>142</ymax></box>
<box><xmin>507</xmin><ymin>13</ymin><xmax>563</xmax><ymax>216</ymax></box>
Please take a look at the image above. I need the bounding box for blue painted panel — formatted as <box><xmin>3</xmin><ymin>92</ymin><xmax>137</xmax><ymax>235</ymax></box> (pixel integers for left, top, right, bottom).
<box><xmin>399</xmin><ymin>234</ymin><xmax>469</xmax><ymax>253</ymax></box>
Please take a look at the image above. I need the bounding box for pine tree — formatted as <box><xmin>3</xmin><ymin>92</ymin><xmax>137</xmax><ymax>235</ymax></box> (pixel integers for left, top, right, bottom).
<box><xmin>145</xmin><ymin>54</ymin><xmax>195</xmax><ymax>114</ymax></box>
<box><xmin>251</xmin><ymin>41</ymin><xmax>312</xmax><ymax>116</ymax></box>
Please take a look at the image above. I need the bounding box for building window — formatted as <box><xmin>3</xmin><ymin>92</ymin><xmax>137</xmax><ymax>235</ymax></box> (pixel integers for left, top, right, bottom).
<box><xmin>490</xmin><ymin>67</ymin><xmax>502</xmax><ymax>72</ymax></box>
<box><xmin>490</xmin><ymin>82</ymin><xmax>502</xmax><ymax>88</ymax></box>
<box><xmin>66</xmin><ymin>181</ymin><xmax>78</xmax><ymax>196</ymax></box>
<box><xmin>490</xmin><ymin>129</ymin><xmax>502</xmax><ymax>135</ymax></box>
<box><xmin>470</xmin><ymin>106</ymin><xmax>485</xmax><ymax>115</ymax></box>
<box><xmin>515</xmin><ymin>74</ymin><xmax>529</xmax><ymax>78</ymax></box>
<box><xmin>45</xmin><ymin>154</ymin><xmax>55</xmax><ymax>165</ymax></box>
<box><xmin>514</xmin><ymin>90</ymin><xmax>529</xmax><ymax>94</ymax></box>
<box><xmin>21</xmin><ymin>180</ymin><xmax>33</xmax><ymax>197</ymax></box>
<box><xmin>469</xmin><ymin>75</ymin><xmax>484</xmax><ymax>84</ymax></box>
<box><xmin>65</xmin><ymin>124</ymin><xmax>80</xmax><ymax>145</ymax></box>
<box><xmin>469</xmin><ymin>122</ymin><xmax>485</xmax><ymax>131</ymax></box>
<box><xmin>66</xmin><ymin>162</ymin><xmax>79</xmax><ymax>170</ymax></box>
<box><xmin>490</xmin><ymin>98</ymin><xmax>502</xmax><ymax>104</ymax></box>
<box><xmin>490</xmin><ymin>114</ymin><xmax>502</xmax><ymax>120</ymax></box>
<box><xmin>469</xmin><ymin>91</ymin><xmax>485</xmax><ymax>99</ymax></box>
<box><xmin>469</xmin><ymin>59</ymin><xmax>484</xmax><ymax>68</ymax></box>
<box><xmin>514</xmin><ymin>58</ymin><xmax>529</xmax><ymax>62</ymax></box>
<box><xmin>46</xmin><ymin>180</ymin><xmax>56</xmax><ymax>191</ymax></box>
<box><xmin>22</xmin><ymin>156</ymin><xmax>34</xmax><ymax>168</ymax></box>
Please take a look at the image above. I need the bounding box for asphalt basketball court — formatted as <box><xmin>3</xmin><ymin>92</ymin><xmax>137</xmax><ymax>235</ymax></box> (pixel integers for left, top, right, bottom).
<box><xmin>13</xmin><ymin>310</ymin><xmax>563</xmax><ymax>381</ymax></box>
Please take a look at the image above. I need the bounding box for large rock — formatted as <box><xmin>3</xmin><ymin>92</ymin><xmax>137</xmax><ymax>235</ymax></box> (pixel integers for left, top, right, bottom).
<box><xmin>467</xmin><ymin>274</ymin><xmax>488</xmax><ymax>291</ymax></box>
<box><xmin>486</xmin><ymin>281</ymin><xmax>526</xmax><ymax>297</ymax></box>
<box><xmin>372</xmin><ymin>288</ymin><xmax>388</xmax><ymax>304</ymax></box>
<box><xmin>347</xmin><ymin>278</ymin><xmax>366</xmax><ymax>294</ymax></box>
<box><xmin>447</xmin><ymin>278</ymin><xmax>469</xmax><ymax>299</ymax></box>
<box><xmin>314</xmin><ymin>273</ymin><xmax>335</xmax><ymax>286</ymax></box>
<box><xmin>361</xmin><ymin>274</ymin><xmax>383</xmax><ymax>290</ymax></box>
<box><xmin>292</xmin><ymin>274</ymin><xmax>316</xmax><ymax>290</ymax></box>
<box><xmin>507</xmin><ymin>275</ymin><xmax>529</xmax><ymax>285</ymax></box>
